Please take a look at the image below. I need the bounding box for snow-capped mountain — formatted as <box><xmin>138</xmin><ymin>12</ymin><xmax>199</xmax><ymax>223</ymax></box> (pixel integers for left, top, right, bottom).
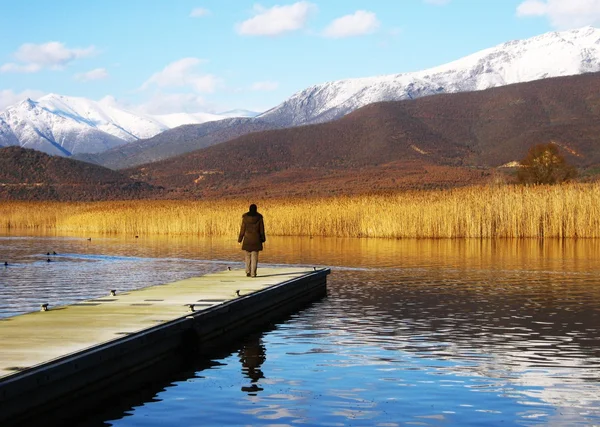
<box><xmin>0</xmin><ymin>97</ymin><xmax>129</xmax><ymax>156</ymax></box>
<box><xmin>259</xmin><ymin>26</ymin><xmax>600</xmax><ymax>126</ymax></box>
<box><xmin>0</xmin><ymin>94</ymin><xmax>253</xmax><ymax>156</ymax></box>
<box><xmin>3</xmin><ymin>26</ymin><xmax>600</xmax><ymax>158</ymax></box>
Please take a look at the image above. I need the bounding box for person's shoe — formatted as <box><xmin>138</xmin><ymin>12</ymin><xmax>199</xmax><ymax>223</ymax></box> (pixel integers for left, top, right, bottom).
<box><xmin>246</xmin><ymin>273</ymin><xmax>251</xmax><ymax>277</ymax></box>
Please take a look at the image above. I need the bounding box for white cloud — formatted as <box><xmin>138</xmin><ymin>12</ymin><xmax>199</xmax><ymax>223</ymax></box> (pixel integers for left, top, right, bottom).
<box><xmin>0</xmin><ymin>89</ymin><xmax>46</xmax><ymax>110</ymax></box>
<box><xmin>98</xmin><ymin>95</ymin><xmax>122</xmax><ymax>108</ymax></box>
<box><xmin>140</xmin><ymin>57</ymin><xmax>220</xmax><ymax>93</ymax></box>
<box><xmin>0</xmin><ymin>42</ymin><xmax>96</xmax><ymax>73</ymax></box>
<box><xmin>251</xmin><ymin>81</ymin><xmax>279</xmax><ymax>91</ymax></box>
<box><xmin>237</xmin><ymin>1</ymin><xmax>316</xmax><ymax>36</ymax></box>
<box><xmin>517</xmin><ymin>0</ymin><xmax>600</xmax><ymax>29</ymax></box>
<box><xmin>75</xmin><ymin>68</ymin><xmax>108</xmax><ymax>82</ymax></box>
<box><xmin>517</xmin><ymin>0</ymin><xmax>547</xmax><ymax>16</ymax></box>
<box><xmin>0</xmin><ymin>63</ymin><xmax>41</xmax><ymax>73</ymax></box>
<box><xmin>190</xmin><ymin>7</ymin><xmax>210</xmax><ymax>17</ymax></box>
<box><xmin>97</xmin><ymin>93</ymin><xmax>220</xmax><ymax>116</ymax></box>
<box><xmin>136</xmin><ymin>92</ymin><xmax>213</xmax><ymax>115</ymax></box>
<box><xmin>323</xmin><ymin>10</ymin><xmax>380</xmax><ymax>38</ymax></box>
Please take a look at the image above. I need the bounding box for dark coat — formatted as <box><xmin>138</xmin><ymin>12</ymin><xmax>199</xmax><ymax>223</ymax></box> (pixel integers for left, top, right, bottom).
<box><xmin>238</xmin><ymin>212</ymin><xmax>266</xmax><ymax>252</ymax></box>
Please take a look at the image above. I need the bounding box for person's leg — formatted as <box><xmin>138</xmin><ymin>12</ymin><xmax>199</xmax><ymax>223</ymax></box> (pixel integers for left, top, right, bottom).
<box><xmin>251</xmin><ymin>251</ymin><xmax>258</xmax><ymax>277</ymax></box>
<box><xmin>245</xmin><ymin>251</ymin><xmax>251</xmax><ymax>276</ymax></box>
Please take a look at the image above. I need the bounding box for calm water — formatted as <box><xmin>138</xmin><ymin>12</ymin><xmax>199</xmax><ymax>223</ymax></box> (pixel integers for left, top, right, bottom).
<box><xmin>1</xmin><ymin>233</ymin><xmax>600</xmax><ymax>426</ymax></box>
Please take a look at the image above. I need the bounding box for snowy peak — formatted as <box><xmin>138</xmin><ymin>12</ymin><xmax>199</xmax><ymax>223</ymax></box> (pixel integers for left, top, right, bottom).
<box><xmin>36</xmin><ymin>93</ymin><xmax>168</xmax><ymax>141</ymax></box>
<box><xmin>259</xmin><ymin>26</ymin><xmax>600</xmax><ymax>126</ymax></box>
<box><xmin>1</xmin><ymin>97</ymin><xmax>127</xmax><ymax>156</ymax></box>
<box><xmin>0</xmin><ymin>94</ymin><xmax>171</xmax><ymax>156</ymax></box>
<box><xmin>0</xmin><ymin>94</ymin><xmax>252</xmax><ymax>156</ymax></box>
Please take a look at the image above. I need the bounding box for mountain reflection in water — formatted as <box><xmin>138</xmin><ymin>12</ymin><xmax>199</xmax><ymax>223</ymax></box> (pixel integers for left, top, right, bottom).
<box><xmin>0</xmin><ymin>234</ymin><xmax>599</xmax><ymax>426</ymax></box>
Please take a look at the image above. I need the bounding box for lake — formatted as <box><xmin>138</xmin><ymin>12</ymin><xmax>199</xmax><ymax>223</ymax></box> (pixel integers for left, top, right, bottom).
<box><xmin>1</xmin><ymin>233</ymin><xmax>599</xmax><ymax>426</ymax></box>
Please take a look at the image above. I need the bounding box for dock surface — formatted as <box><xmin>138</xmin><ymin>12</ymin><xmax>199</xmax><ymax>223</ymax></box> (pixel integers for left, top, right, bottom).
<box><xmin>0</xmin><ymin>266</ymin><xmax>329</xmax><ymax>426</ymax></box>
<box><xmin>0</xmin><ymin>267</ymin><xmax>322</xmax><ymax>379</ymax></box>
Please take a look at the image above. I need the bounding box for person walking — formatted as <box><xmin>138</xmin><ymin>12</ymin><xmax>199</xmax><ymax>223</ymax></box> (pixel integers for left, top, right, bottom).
<box><xmin>238</xmin><ymin>204</ymin><xmax>266</xmax><ymax>277</ymax></box>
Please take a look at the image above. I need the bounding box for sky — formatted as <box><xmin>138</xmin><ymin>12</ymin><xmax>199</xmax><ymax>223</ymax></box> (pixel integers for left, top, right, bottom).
<box><xmin>0</xmin><ymin>0</ymin><xmax>598</xmax><ymax>115</ymax></box>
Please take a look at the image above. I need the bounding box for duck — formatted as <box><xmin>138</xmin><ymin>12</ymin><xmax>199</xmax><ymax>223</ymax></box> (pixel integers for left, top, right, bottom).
<box><xmin>47</xmin><ymin>258</ymin><xmax>51</xmax><ymax>263</ymax></box>
<box><xmin>3</xmin><ymin>261</ymin><xmax>7</xmax><ymax>267</ymax></box>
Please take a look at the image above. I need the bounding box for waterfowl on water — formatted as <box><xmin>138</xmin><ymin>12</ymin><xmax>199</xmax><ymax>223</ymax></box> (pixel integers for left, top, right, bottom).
<box><xmin>87</xmin><ymin>238</ymin><xmax>92</xmax><ymax>241</ymax></box>
<box><xmin>47</xmin><ymin>258</ymin><xmax>51</xmax><ymax>263</ymax></box>
<box><xmin>3</xmin><ymin>261</ymin><xmax>7</xmax><ymax>267</ymax></box>
<box><xmin>53</xmin><ymin>251</ymin><xmax>57</xmax><ymax>255</ymax></box>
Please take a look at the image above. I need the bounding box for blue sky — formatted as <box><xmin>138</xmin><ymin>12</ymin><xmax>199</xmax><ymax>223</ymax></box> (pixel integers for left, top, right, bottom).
<box><xmin>0</xmin><ymin>0</ymin><xmax>597</xmax><ymax>114</ymax></box>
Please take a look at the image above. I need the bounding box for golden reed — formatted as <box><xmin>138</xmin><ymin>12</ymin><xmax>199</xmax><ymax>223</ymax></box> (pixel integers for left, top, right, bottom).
<box><xmin>1</xmin><ymin>183</ymin><xmax>599</xmax><ymax>238</ymax></box>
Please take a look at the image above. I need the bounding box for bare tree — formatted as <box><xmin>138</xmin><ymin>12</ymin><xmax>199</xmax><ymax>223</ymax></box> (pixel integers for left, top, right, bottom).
<box><xmin>517</xmin><ymin>143</ymin><xmax>577</xmax><ymax>185</ymax></box>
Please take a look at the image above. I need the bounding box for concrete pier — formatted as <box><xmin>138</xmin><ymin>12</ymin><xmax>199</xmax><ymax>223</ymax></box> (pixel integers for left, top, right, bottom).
<box><xmin>0</xmin><ymin>266</ymin><xmax>330</xmax><ymax>425</ymax></box>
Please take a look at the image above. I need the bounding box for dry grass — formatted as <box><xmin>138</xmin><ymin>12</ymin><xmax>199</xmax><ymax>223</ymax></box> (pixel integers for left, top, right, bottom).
<box><xmin>1</xmin><ymin>183</ymin><xmax>599</xmax><ymax>238</ymax></box>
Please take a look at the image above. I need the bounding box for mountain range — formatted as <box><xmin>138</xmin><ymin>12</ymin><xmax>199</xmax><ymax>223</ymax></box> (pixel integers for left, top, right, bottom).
<box><xmin>79</xmin><ymin>26</ymin><xmax>600</xmax><ymax>169</ymax></box>
<box><xmin>257</xmin><ymin>26</ymin><xmax>600</xmax><ymax>127</ymax></box>
<box><xmin>2</xmin><ymin>69</ymin><xmax>600</xmax><ymax>201</ymax></box>
<box><xmin>2</xmin><ymin>26</ymin><xmax>600</xmax><ymax>166</ymax></box>
<box><xmin>123</xmin><ymin>71</ymin><xmax>600</xmax><ymax>199</ymax></box>
<box><xmin>0</xmin><ymin>94</ymin><xmax>258</xmax><ymax>157</ymax></box>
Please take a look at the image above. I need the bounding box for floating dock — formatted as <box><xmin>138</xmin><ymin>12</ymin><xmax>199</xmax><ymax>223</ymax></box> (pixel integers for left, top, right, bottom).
<box><xmin>0</xmin><ymin>266</ymin><xmax>330</xmax><ymax>425</ymax></box>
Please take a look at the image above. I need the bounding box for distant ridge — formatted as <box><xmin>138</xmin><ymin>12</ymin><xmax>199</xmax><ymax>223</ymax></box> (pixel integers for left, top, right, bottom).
<box><xmin>0</xmin><ymin>146</ymin><xmax>161</xmax><ymax>201</ymax></box>
<box><xmin>73</xmin><ymin>117</ymin><xmax>281</xmax><ymax>170</ymax></box>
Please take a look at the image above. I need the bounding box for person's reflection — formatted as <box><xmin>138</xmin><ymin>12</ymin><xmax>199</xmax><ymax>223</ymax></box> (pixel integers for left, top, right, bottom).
<box><xmin>239</xmin><ymin>333</ymin><xmax>266</xmax><ymax>394</ymax></box>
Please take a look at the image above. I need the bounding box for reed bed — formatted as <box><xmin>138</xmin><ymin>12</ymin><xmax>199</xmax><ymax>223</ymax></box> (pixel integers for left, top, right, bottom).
<box><xmin>1</xmin><ymin>183</ymin><xmax>600</xmax><ymax>238</ymax></box>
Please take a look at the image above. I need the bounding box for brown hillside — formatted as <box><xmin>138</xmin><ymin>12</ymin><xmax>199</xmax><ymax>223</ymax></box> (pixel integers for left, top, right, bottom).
<box><xmin>0</xmin><ymin>146</ymin><xmax>161</xmax><ymax>201</ymax></box>
<box><xmin>126</xmin><ymin>72</ymin><xmax>600</xmax><ymax>198</ymax></box>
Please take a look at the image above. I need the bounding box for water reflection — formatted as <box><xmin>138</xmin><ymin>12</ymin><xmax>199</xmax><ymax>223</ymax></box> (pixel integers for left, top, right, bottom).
<box><xmin>322</xmin><ymin>270</ymin><xmax>600</xmax><ymax>420</ymax></box>
<box><xmin>239</xmin><ymin>334</ymin><xmax>266</xmax><ymax>395</ymax></box>
<box><xmin>1</xmin><ymin>233</ymin><xmax>600</xmax><ymax>425</ymax></box>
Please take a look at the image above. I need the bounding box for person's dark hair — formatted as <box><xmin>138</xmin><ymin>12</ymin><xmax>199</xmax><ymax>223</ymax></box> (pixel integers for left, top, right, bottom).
<box><xmin>248</xmin><ymin>204</ymin><xmax>258</xmax><ymax>216</ymax></box>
